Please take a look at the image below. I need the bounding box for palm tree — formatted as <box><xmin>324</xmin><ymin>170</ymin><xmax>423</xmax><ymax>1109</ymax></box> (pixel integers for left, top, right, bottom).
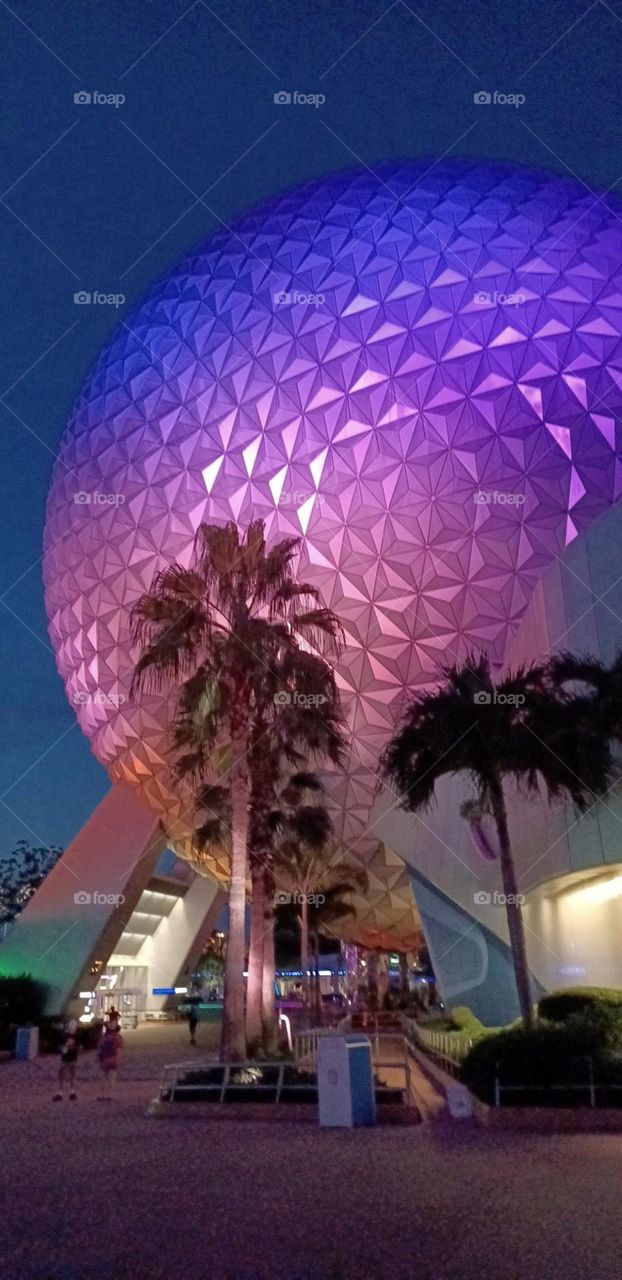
<box><xmin>380</xmin><ymin>653</ymin><xmax>614</xmax><ymax>1028</ymax></box>
<box><xmin>308</xmin><ymin>874</ymin><xmax>370</xmax><ymax>1023</ymax></box>
<box><xmin>190</xmin><ymin>738</ymin><xmax>345</xmax><ymax>1054</ymax></box>
<box><xmin>131</xmin><ymin>519</ymin><xmax>343</xmax><ymax>1061</ymax></box>
<box><xmin>245</xmin><ymin>656</ymin><xmax>345</xmax><ymax>1052</ymax></box>
<box><xmin>274</xmin><ymin>822</ymin><xmax>368</xmax><ymax>1021</ymax></box>
<box><xmin>270</xmin><ymin>773</ymin><xmax>333</xmax><ymax>1009</ymax></box>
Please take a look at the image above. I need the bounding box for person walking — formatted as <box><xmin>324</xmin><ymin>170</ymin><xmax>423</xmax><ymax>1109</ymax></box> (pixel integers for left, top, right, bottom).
<box><xmin>188</xmin><ymin>1004</ymin><xmax>199</xmax><ymax>1046</ymax></box>
<box><xmin>53</xmin><ymin>1019</ymin><xmax>80</xmax><ymax>1102</ymax></box>
<box><xmin>97</xmin><ymin>1019</ymin><xmax>123</xmax><ymax>1100</ymax></box>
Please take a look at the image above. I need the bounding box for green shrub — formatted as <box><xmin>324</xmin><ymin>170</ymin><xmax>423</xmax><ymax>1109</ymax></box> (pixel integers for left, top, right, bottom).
<box><xmin>0</xmin><ymin>975</ymin><xmax>46</xmax><ymax>1049</ymax></box>
<box><xmin>461</xmin><ymin>1007</ymin><xmax>622</xmax><ymax>1106</ymax></box>
<box><xmin>538</xmin><ymin>986</ymin><xmax>622</xmax><ymax>1022</ymax></box>
<box><xmin>448</xmin><ymin>1006</ymin><xmax>504</xmax><ymax>1036</ymax></box>
<box><xmin>449</xmin><ymin>1006</ymin><xmax>485</xmax><ymax>1034</ymax></box>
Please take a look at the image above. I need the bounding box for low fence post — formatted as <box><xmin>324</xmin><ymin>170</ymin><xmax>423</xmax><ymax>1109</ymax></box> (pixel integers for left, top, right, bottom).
<box><xmin>588</xmin><ymin>1057</ymin><xmax>596</xmax><ymax>1109</ymax></box>
<box><xmin>494</xmin><ymin>1065</ymin><xmax>501</xmax><ymax>1108</ymax></box>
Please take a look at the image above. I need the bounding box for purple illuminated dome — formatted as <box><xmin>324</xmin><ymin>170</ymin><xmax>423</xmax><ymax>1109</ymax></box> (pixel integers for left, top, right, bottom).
<box><xmin>44</xmin><ymin>160</ymin><xmax>622</xmax><ymax>943</ymax></box>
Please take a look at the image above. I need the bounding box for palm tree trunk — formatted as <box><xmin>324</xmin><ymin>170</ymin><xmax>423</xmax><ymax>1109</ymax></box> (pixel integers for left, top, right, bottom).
<box><xmin>312</xmin><ymin>929</ymin><xmax>322</xmax><ymax>1025</ymax></box>
<box><xmin>300</xmin><ymin>893</ymin><xmax>310</xmax><ymax>1019</ymax></box>
<box><xmin>221</xmin><ymin>732</ymin><xmax>249</xmax><ymax>1062</ymax></box>
<box><xmin>245</xmin><ymin>859</ymin><xmax>265</xmax><ymax>1051</ymax></box>
<box><xmin>367</xmin><ymin>949</ymin><xmax>379</xmax><ymax>1010</ymax></box>
<box><xmin>489</xmin><ymin>775</ymin><xmax>534</xmax><ymax>1028</ymax></box>
<box><xmin>261</xmin><ymin>869</ymin><xmax>278</xmax><ymax>1054</ymax></box>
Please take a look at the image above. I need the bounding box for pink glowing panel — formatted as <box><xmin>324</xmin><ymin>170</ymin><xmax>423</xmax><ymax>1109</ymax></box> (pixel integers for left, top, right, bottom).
<box><xmin>44</xmin><ymin>160</ymin><xmax>622</xmax><ymax>873</ymax></box>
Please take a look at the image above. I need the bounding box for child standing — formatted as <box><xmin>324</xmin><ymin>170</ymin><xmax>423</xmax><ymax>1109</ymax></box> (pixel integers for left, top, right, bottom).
<box><xmin>53</xmin><ymin>1019</ymin><xmax>79</xmax><ymax>1102</ymax></box>
<box><xmin>97</xmin><ymin>1019</ymin><xmax>123</xmax><ymax>1100</ymax></box>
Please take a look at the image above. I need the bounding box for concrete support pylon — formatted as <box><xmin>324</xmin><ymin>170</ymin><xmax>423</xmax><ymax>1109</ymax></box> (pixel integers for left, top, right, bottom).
<box><xmin>0</xmin><ymin>782</ymin><xmax>168</xmax><ymax>1013</ymax></box>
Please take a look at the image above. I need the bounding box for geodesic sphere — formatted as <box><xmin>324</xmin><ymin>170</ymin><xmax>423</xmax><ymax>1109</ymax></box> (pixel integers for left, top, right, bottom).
<box><xmin>44</xmin><ymin>159</ymin><xmax>622</xmax><ymax>925</ymax></box>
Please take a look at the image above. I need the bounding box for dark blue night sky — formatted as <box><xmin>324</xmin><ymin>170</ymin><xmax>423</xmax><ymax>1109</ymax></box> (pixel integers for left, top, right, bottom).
<box><xmin>2</xmin><ymin>0</ymin><xmax>622</xmax><ymax>855</ymax></box>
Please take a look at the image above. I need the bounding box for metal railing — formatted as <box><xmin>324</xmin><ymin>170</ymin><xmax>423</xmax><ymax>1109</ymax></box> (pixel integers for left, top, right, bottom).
<box><xmin>294</xmin><ymin>1028</ymin><xmax>414</xmax><ymax>1100</ymax></box>
<box><xmin>294</xmin><ymin>1027</ymin><xmax>340</xmax><ymax>1067</ymax></box>
<box><xmin>493</xmin><ymin>1056</ymin><xmax>622</xmax><ymax>1108</ymax></box>
<box><xmin>159</xmin><ymin>1059</ymin><xmax>314</xmax><ymax>1104</ymax></box>
<box><xmin>404</xmin><ymin>1019</ymin><xmax>475</xmax><ymax>1077</ymax></box>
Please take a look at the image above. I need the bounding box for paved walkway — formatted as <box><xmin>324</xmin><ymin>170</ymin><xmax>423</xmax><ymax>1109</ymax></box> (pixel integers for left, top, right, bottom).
<box><xmin>2</xmin><ymin>1025</ymin><xmax>622</xmax><ymax>1280</ymax></box>
<box><xmin>1</xmin><ymin>1019</ymin><xmax>220</xmax><ymax>1084</ymax></box>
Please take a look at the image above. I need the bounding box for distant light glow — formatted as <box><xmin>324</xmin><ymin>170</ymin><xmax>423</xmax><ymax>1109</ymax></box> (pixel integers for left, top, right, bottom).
<box><xmin>574</xmin><ymin>874</ymin><xmax>622</xmax><ymax>904</ymax></box>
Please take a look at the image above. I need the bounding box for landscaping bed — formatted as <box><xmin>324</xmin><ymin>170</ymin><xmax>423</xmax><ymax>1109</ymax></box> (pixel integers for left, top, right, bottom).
<box><xmin>160</xmin><ymin>1062</ymin><xmax>404</xmax><ymax>1106</ymax></box>
<box><xmin>461</xmin><ymin>1000</ymin><xmax>622</xmax><ymax>1110</ymax></box>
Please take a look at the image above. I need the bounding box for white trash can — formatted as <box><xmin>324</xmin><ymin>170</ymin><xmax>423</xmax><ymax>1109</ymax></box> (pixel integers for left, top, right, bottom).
<box><xmin>318</xmin><ymin>1034</ymin><xmax>376</xmax><ymax>1127</ymax></box>
<box><xmin>446</xmin><ymin>1081</ymin><xmax>472</xmax><ymax>1119</ymax></box>
<box><xmin>15</xmin><ymin>1026</ymin><xmax>39</xmax><ymax>1061</ymax></box>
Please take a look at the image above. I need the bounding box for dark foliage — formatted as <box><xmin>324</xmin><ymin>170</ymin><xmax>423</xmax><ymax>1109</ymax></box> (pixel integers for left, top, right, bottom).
<box><xmin>380</xmin><ymin>652</ymin><xmax>614</xmax><ymax>815</ymax></box>
<box><xmin>0</xmin><ymin>975</ymin><xmax>46</xmax><ymax>1047</ymax></box>
<box><xmin>0</xmin><ymin>842</ymin><xmax>62</xmax><ymax>924</ymax></box>
<box><xmin>461</xmin><ymin>1007</ymin><xmax>622</xmax><ymax>1106</ymax></box>
<box><xmin>538</xmin><ymin>987</ymin><xmax>622</xmax><ymax>1022</ymax></box>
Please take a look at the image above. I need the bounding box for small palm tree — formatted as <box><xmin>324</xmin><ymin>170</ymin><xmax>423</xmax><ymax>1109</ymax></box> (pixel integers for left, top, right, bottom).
<box><xmin>307</xmin><ymin>881</ymin><xmax>369</xmax><ymax>1023</ymax></box>
<box><xmin>271</xmin><ymin>773</ymin><xmax>334</xmax><ymax>1008</ymax></box>
<box><xmin>380</xmin><ymin>653</ymin><xmax>614</xmax><ymax>1027</ymax></box>
<box><xmin>274</xmin><ymin>813</ymin><xmax>368</xmax><ymax>1019</ymax></box>
<box><xmin>245</xmin><ymin>657</ymin><xmax>345</xmax><ymax>1051</ymax></box>
<box><xmin>131</xmin><ymin>519</ymin><xmax>343</xmax><ymax>1061</ymax></box>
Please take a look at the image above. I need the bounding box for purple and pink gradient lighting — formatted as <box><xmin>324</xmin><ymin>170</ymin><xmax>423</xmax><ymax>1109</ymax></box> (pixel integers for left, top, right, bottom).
<box><xmin>43</xmin><ymin>160</ymin><xmax>622</xmax><ymax>917</ymax></box>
